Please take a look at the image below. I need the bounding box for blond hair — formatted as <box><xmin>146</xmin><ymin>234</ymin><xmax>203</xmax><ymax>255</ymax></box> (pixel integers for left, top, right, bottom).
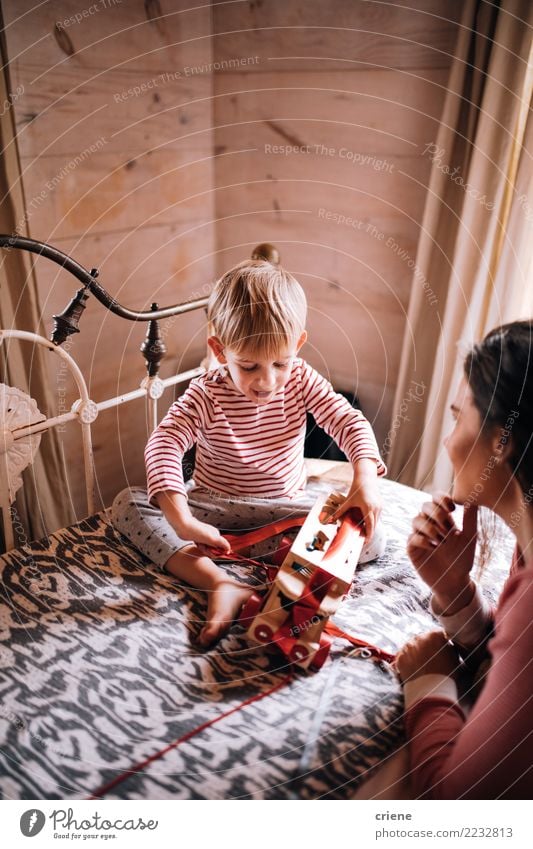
<box><xmin>207</xmin><ymin>260</ymin><xmax>307</xmax><ymax>358</ymax></box>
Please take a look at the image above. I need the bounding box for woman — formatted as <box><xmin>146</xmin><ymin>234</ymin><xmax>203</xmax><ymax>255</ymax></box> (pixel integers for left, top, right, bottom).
<box><xmin>395</xmin><ymin>320</ymin><xmax>533</xmax><ymax>799</ymax></box>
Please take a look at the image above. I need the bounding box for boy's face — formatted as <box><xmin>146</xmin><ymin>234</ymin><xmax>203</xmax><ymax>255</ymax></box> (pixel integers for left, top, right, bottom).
<box><xmin>207</xmin><ymin>332</ymin><xmax>307</xmax><ymax>405</ymax></box>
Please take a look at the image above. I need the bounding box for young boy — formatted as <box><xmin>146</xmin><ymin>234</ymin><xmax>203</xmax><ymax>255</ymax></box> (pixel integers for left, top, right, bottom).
<box><xmin>112</xmin><ymin>260</ymin><xmax>386</xmax><ymax>646</ymax></box>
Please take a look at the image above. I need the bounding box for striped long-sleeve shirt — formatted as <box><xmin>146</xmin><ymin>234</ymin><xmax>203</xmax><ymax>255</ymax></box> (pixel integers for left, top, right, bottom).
<box><xmin>145</xmin><ymin>358</ymin><xmax>385</xmax><ymax>502</ymax></box>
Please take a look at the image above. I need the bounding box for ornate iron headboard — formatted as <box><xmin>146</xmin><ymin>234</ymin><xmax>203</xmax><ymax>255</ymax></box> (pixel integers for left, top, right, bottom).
<box><xmin>0</xmin><ymin>236</ymin><xmax>280</xmax><ymax>551</ymax></box>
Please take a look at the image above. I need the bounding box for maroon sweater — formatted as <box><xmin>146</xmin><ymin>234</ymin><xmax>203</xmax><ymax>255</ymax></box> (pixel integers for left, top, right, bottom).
<box><xmin>405</xmin><ymin>562</ymin><xmax>533</xmax><ymax>799</ymax></box>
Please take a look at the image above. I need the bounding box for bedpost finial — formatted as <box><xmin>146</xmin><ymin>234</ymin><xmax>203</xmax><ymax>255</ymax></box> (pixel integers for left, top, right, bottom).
<box><xmin>51</xmin><ymin>286</ymin><xmax>89</xmax><ymax>346</ymax></box>
<box><xmin>251</xmin><ymin>243</ymin><xmax>280</xmax><ymax>265</ymax></box>
<box><xmin>141</xmin><ymin>303</ymin><xmax>166</xmax><ymax>377</ymax></box>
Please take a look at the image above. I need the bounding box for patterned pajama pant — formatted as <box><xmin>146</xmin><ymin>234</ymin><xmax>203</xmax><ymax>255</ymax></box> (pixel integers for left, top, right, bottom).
<box><xmin>111</xmin><ymin>478</ymin><xmax>387</xmax><ymax>571</ymax></box>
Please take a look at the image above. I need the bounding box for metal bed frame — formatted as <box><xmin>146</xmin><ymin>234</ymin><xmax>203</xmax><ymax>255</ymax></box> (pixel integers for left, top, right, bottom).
<box><xmin>0</xmin><ymin>234</ymin><xmax>211</xmax><ymax>551</ymax></box>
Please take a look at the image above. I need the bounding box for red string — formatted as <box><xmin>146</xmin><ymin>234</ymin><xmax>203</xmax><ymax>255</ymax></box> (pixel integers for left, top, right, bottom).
<box><xmin>87</xmin><ymin>674</ymin><xmax>293</xmax><ymax>799</ymax></box>
<box><xmin>220</xmin><ymin>515</ymin><xmax>306</xmax><ymax>553</ymax></box>
<box><xmin>324</xmin><ymin>622</ymin><xmax>395</xmax><ymax>664</ymax></box>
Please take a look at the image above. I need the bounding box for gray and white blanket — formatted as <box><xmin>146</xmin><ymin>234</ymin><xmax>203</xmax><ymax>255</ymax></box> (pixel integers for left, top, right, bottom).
<box><xmin>0</xmin><ymin>477</ymin><xmax>511</xmax><ymax>799</ymax></box>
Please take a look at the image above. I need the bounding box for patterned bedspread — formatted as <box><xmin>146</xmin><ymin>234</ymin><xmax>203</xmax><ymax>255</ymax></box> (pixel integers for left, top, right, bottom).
<box><xmin>0</xmin><ymin>471</ymin><xmax>512</xmax><ymax>800</ymax></box>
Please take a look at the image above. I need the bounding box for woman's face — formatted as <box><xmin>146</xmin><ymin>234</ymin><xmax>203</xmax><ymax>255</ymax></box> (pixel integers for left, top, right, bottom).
<box><xmin>445</xmin><ymin>378</ymin><xmax>501</xmax><ymax>506</ymax></box>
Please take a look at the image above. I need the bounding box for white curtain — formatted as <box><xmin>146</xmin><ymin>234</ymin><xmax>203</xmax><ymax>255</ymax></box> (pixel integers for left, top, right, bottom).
<box><xmin>387</xmin><ymin>0</ymin><xmax>533</xmax><ymax>491</ymax></box>
<box><xmin>0</xmin><ymin>23</ymin><xmax>74</xmax><ymax>548</ymax></box>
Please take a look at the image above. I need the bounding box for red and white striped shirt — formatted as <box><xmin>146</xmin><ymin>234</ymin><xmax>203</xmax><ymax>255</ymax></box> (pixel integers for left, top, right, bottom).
<box><xmin>145</xmin><ymin>358</ymin><xmax>385</xmax><ymax>501</ymax></box>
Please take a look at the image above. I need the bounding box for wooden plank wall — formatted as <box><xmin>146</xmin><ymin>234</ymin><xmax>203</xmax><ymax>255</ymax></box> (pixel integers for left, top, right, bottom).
<box><xmin>212</xmin><ymin>0</ymin><xmax>461</xmax><ymax>448</ymax></box>
<box><xmin>2</xmin><ymin>0</ymin><xmax>460</xmax><ymax>524</ymax></box>
<box><xmin>2</xmin><ymin>0</ymin><xmax>217</xmax><ymax>517</ymax></box>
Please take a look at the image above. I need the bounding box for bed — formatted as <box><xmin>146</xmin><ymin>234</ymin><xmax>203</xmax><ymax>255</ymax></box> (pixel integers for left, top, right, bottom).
<box><xmin>0</xmin><ymin>464</ymin><xmax>514</xmax><ymax>800</ymax></box>
<box><xmin>0</xmin><ymin>237</ymin><xmax>513</xmax><ymax>800</ymax></box>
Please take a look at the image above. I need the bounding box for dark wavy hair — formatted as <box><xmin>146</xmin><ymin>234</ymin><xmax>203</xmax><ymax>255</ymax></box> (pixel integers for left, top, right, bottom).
<box><xmin>464</xmin><ymin>320</ymin><xmax>533</xmax><ymax>495</ymax></box>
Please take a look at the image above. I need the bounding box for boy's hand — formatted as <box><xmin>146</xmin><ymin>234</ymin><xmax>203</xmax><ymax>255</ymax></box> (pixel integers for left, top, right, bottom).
<box><xmin>330</xmin><ymin>458</ymin><xmax>381</xmax><ymax>541</ymax></box>
<box><xmin>156</xmin><ymin>490</ymin><xmax>231</xmax><ymax>554</ymax></box>
<box><xmin>176</xmin><ymin>516</ymin><xmax>231</xmax><ymax>554</ymax></box>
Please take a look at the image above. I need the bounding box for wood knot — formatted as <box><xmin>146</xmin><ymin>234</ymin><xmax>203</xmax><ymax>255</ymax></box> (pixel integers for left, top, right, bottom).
<box><xmin>54</xmin><ymin>23</ymin><xmax>75</xmax><ymax>56</ymax></box>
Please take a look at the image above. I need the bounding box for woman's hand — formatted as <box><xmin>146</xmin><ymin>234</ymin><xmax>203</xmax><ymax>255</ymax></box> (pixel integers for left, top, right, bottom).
<box><xmin>407</xmin><ymin>494</ymin><xmax>478</xmax><ymax>615</ymax></box>
<box><xmin>395</xmin><ymin>630</ymin><xmax>460</xmax><ymax>683</ymax></box>
<box><xmin>331</xmin><ymin>458</ymin><xmax>381</xmax><ymax>541</ymax></box>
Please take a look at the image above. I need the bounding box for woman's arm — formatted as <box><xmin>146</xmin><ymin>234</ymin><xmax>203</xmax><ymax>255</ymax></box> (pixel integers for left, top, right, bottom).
<box><xmin>401</xmin><ymin>572</ymin><xmax>533</xmax><ymax>798</ymax></box>
<box><xmin>406</xmin><ymin>494</ymin><xmax>495</xmax><ymax>660</ymax></box>
<box><xmin>407</xmin><ymin>494</ymin><xmax>478</xmax><ymax>612</ymax></box>
<box><xmin>397</xmin><ymin>495</ymin><xmax>531</xmax><ymax>797</ymax></box>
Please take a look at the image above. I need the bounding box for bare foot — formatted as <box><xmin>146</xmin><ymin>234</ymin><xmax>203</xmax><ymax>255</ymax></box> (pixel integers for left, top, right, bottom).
<box><xmin>199</xmin><ymin>581</ymin><xmax>255</xmax><ymax>647</ymax></box>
